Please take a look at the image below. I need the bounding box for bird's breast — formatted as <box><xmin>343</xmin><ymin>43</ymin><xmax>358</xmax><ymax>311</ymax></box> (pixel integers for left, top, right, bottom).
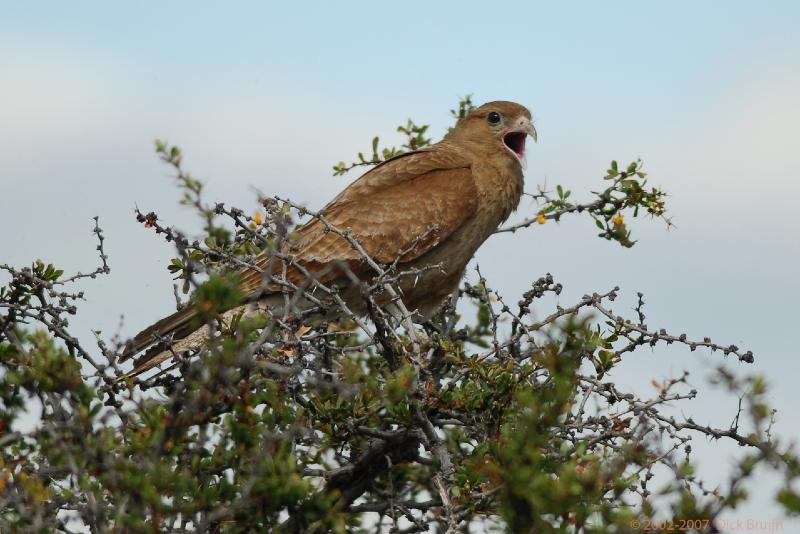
<box><xmin>473</xmin><ymin>160</ymin><xmax>525</xmax><ymax>231</ymax></box>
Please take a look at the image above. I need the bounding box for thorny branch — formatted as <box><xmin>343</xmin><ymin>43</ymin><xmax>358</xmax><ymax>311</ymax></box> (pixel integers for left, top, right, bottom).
<box><xmin>1</xmin><ymin>140</ymin><xmax>797</xmax><ymax>533</ymax></box>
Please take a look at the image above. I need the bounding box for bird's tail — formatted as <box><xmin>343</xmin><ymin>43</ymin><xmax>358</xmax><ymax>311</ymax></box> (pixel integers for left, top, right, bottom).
<box><xmin>120</xmin><ymin>256</ymin><xmax>341</xmax><ymax>379</ymax></box>
<box><xmin>121</xmin><ymin>306</ymin><xmax>197</xmax><ymax>361</ymax></box>
<box><xmin>119</xmin><ymin>305</ymin><xmax>202</xmax><ymax>377</ymax></box>
<box><xmin>120</xmin><ymin>303</ymin><xmax>258</xmax><ymax>379</ymax></box>
<box><xmin>119</xmin><ymin>293</ymin><xmax>291</xmax><ymax>379</ymax></box>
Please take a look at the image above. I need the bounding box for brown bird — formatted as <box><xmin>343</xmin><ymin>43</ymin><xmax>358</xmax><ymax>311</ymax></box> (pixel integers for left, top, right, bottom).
<box><xmin>122</xmin><ymin>101</ymin><xmax>536</xmax><ymax>376</ymax></box>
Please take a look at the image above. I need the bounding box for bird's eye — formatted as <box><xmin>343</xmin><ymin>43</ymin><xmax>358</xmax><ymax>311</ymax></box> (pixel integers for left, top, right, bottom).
<box><xmin>487</xmin><ymin>111</ymin><xmax>501</xmax><ymax>125</ymax></box>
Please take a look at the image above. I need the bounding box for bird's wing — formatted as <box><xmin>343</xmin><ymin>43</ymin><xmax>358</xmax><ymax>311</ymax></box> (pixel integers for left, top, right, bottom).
<box><xmin>122</xmin><ymin>146</ymin><xmax>477</xmax><ymax>367</ymax></box>
<box><xmin>239</xmin><ymin>146</ymin><xmax>478</xmax><ymax>295</ymax></box>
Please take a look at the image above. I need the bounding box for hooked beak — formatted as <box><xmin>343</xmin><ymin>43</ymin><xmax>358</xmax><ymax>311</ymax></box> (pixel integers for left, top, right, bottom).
<box><xmin>502</xmin><ymin>118</ymin><xmax>537</xmax><ymax>170</ymax></box>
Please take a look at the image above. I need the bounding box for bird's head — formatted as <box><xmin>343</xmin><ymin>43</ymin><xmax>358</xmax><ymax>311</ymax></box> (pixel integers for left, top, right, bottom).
<box><xmin>449</xmin><ymin>101</ymin><xmax>537</xmax><ymax>170</ymax></box>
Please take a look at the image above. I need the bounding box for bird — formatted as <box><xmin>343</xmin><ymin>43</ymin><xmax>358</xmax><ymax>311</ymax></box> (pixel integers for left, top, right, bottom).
<box><xmin>121</xmin><ymin>101</ymin><xmax>536</xmax><ymax>377</ymax></box>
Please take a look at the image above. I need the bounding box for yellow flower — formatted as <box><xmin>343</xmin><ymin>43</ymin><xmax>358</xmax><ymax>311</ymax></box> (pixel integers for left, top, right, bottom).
<box><xmin>252</xmin><ymin>210</ymin><xmax>264</xmax><ymax>226</ymax></box>
<box><xmin>536</xmin><ymin>213</ymin><xmax>546</xmax><ymax>225</ymax></box>
<box><xmin>612</xmin><ymin>213</ymin><xmax>624</xmax><ymax>226</ymax></box>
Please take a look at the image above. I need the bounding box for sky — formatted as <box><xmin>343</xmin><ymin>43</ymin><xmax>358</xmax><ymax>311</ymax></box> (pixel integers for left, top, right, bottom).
<box><xmin>1</xmin><ymin>0</ymin><xmax>799</xmax><ymax>527</ymax></box>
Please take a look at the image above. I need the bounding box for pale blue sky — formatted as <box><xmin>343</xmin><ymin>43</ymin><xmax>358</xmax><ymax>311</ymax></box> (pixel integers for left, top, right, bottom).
<box><xmin>2</xmin><ymin>1</ymin><xmax>799</xmax><ymax>527</ymax></box>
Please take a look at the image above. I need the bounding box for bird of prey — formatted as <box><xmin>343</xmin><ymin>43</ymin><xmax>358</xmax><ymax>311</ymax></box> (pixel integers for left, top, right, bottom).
<box><xmin>122</xmin><ymin>101</ymin><xmax>536</xmax><ymax>376</ymax></box>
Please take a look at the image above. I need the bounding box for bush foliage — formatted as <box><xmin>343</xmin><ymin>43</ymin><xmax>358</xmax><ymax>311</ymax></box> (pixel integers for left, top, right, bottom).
<box><xmin>1</xmin><ymin>98</ymin><xmax>798</xmax><ymax>532</ymax></box>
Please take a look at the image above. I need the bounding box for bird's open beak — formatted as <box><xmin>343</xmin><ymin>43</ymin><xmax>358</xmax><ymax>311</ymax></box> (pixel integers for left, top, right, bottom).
<box><xmin>502</xmin><ymin>118</ymin><xmax>537</xmax><ymax>170</ymax></box>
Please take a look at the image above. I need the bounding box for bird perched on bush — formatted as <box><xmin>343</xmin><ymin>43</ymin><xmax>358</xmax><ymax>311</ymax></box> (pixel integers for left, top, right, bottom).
<box><xmin>122</xmin><ymin>101</ymin><xmax>536</xmax><ymax>376</ymax></box>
